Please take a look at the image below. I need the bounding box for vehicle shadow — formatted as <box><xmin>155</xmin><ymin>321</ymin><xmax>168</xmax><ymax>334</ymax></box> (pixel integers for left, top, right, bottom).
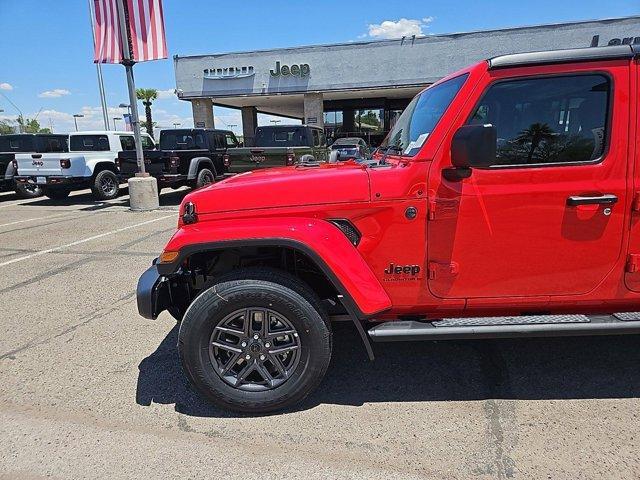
<box><xmin>136</xmin><ymin>322</ymin><xmax>640</xmax><ymax>417</ymax></box>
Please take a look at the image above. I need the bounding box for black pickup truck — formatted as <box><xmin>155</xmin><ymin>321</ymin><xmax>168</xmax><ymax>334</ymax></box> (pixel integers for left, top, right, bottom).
<box><xmin>117</xmin><ymin>128</ymin><xmax>238</xmax><ymax>190</ymax></box>
<box><xmin>0</xmin><ymin>133</ymin><xmax>68</xmax><ymax>198</ymax></box>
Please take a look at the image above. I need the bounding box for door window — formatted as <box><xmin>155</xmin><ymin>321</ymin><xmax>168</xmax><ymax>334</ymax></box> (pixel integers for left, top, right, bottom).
<box><xmin>467</xmin><ymin>74</ymin><xmax>610</xmax><ymax>166</ymax></box>
<box><xmin>214</xmin><ymin>133</ymin><xmax>226</xmax><ymax>149</ymax></box>
<box><xmin>225</xmin><ymin>133</ymin><xmax>238</xmax><ymax>148</ymax></box>
<box><xmin>141</xmin><ymin>135</ymin><xmax>155</xmax><ymax>149</ymax></box>
<box><xmin>311</xmin><ymin>129</ymin><xmax>320</xmax><ymax>147</ymax></box>
<box><xmin>119</xmin><ymin>135</ymin><xmax>136</xmax><ymax>151</ymax></box>
<box><xmin>70</xmin><ymin>135</ymin><xmax>110</xmax><ymax>151</ymax></box>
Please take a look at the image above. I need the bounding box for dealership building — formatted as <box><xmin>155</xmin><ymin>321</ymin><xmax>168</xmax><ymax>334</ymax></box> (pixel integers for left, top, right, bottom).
<box><xmin>173</xmin><ymin>16</ymin><xmax>640</xmax><ymax>146</ymax></box>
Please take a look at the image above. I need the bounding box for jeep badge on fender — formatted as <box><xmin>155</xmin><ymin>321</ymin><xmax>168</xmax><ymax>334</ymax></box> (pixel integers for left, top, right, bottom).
<box><xmin>384</xmin><ymin>263</ymin><xmax>421</xmax><ymax>276</ymax></box>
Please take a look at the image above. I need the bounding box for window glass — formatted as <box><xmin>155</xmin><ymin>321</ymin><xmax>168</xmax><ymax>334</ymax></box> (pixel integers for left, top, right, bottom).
<box><xmin>159</xmin><ymin>132</ymin><xmax>206</xmax><ymax>150</ymax></box>
<box><xmin>70</xmin><ymin>135</ymin><xmax>110</xmax><ymax>151</ymax></box>
<box><xmin>214</xmin><ymin>133</ymin><xmax>225</xmax><ymax>149</ymax></box>
<box><xmin>255</xmin><ymin>127</ymin><xmax>304</xmax><ymax>147</ymax></box>
<box><xmin>141</xmin><ymin>135</ymin><xmax>155</xmax><ymax>149</ymax></box>
<box><xmin>381</xmin><ymin>74</ymin><xmax>468</xmax><ymax>156</ymax></box>
<box><xmin>467</xmin><ymin>74</ymin><xmax>610</xmax><ymax>165</ymax></box>
<box><xmin>119</xmin><ymin>135</ymin><xmax>136</xmax><ymax>151</ymax></box>
<box><xmin>225</xmin><ymin>133</ymin><xmax>238</xmax><ymax>147</ymax></box>
<box><xmin>312</xmin><ymin>129</ymin><xmax>320</xmax><ymax>147</ymax></box>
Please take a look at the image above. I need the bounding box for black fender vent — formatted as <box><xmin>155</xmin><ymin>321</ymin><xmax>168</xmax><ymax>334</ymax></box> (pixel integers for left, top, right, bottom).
<box><xmin>328</xmin><ymin>219</ymin><xmax>361</xmax><ymax>246</ymax></box>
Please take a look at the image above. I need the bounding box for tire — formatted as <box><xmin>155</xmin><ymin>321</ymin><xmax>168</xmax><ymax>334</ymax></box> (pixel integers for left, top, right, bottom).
<box><xmin>195</xmin><ymin>168</ymin><xmax>215</xmax><ymax>189</ymax></box>
<box><xmin>178</xmin><ymin>274</ymin><xmax>332</xmax><ymax>413</ymax></box>
<box><xmin>92</xmin><ymin>170</ymin><xmax>120</xmax><ymax>200</ymax></box>
<box><xmin>14</xmin><ymin>182</ymin><xmax>42</xmax><ymax>199</ymax></box>
<box><xmin>43</xmin><ymin>188</ymin><xmax>70</xmax><ymax>200</ymax></box>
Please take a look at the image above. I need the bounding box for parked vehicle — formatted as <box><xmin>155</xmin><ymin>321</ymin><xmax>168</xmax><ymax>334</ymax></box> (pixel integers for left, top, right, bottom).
<box><xmin>0</xmin><ymin>133</ymin><xmax>68</xmax><ymax>198</ymax></box>
<box><xmin>14</xmin><ymin>131</ymin><xmax>155</xmax><ymax>200</ymax></box>
<box><xmin>138</xmin><ymin>44</ymin><xmax>640</xmax><ymax>413</ymax></box>
<box><xmin>226</xmin><ymin>125</ymin><xmax>328</xmax><ymax>173</ymax></box>
<box><xmin>330</xmin><ymin>136</ymin><xmax>370</xmax><ymax>155</ymax></box>
<box><xmin>329</xmin><ymin>137</ymin><xmax>369</xmax><ymax>162</ymax></box>
<box><xmin>117</xmin><ymin>128</ymin><xmax>234</xmax><ymax>191</ymax></box>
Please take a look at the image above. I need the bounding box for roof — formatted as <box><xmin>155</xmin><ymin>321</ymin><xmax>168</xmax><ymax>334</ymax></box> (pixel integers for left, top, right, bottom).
<box><xmin>69</xmin><ymin>130</ymin><xmax>146</xmax><ymax>135</ymax></box>
<box><xmin>489</xmin><ymin>44</ymin><xmax>639</xmax><ymax>69</ymax></box>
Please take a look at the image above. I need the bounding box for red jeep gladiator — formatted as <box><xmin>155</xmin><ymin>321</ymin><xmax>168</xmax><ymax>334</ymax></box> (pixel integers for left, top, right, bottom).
<box><xmin>138</xmin><ymin>44</ymin><xmax>640</xmax><ymax>413</ymax></box>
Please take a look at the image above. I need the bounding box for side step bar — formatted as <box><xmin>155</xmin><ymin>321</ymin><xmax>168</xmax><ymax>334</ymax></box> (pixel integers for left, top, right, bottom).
<box><xmin>368</xmin><ymin>313</ymin><xmax>640</xmax><ymax>342</ymax></box>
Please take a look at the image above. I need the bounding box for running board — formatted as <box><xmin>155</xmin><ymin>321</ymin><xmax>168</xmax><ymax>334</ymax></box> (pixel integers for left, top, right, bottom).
<box><xmin>368</xmin><ymin>313</ymin><xmax>640</xmax><ymax>342</ymax></box>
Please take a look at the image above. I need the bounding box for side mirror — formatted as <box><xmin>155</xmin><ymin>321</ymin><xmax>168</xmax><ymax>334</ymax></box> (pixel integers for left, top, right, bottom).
<box><xmin>451</xmin><ymin>124</ymin><xmax>497</xmax><ymax>169</ymax></box>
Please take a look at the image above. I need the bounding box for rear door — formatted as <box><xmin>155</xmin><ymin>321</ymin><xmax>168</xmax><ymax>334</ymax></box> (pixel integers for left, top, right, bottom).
<box><xmin>428</xmin><ymin>62</ymin><xmax>630</xmax><ymax>299</ymax></box>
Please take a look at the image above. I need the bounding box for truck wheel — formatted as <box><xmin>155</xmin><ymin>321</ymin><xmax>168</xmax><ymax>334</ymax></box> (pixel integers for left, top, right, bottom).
<box><xmin>43</xmin><ymin>188</ymin><xmax>70</xmax><ymax>200</ymax></box>
<box><xmin>92</xmin><ymin>170</ymin><xmax>120</xmax><ymax>200</ymax></box>
<box><xmin>15</xmin><ymin>182</ymin><xmax>42</xmax><ymax>199</ymax></box>
<box><xmin>195</xmin><ymin>168</ymin><xmax>215</xmax><ymax>189</ymax></box>
<box><xmin>178</xmin><ymin>277</ymin><xmax>332</xmax><ymax>413</ymax></box>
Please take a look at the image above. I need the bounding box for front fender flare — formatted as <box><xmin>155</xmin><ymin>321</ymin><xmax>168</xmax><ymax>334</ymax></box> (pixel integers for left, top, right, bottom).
<box><xmin>158</xmin><ymin>217</ymin><xmax>392</xmax><ymax>318</ymax></box>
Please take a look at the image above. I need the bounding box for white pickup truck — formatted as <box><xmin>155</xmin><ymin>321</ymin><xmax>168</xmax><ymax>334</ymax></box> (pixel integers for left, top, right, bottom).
<box><xmin>14</xmin><ymin>131</ymin><xmax>155</xmax><ymax>200</ymax></box>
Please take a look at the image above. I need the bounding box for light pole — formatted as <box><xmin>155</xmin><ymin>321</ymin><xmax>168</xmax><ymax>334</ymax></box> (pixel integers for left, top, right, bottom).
<box><xmin>172</xmin><ymin>122</ymin><xmax>181</xmax><ymax>128</ymax></box>
<box><xmin>118</xmin><ymin>103</ymin><xmax>131</xmax><ymax>114</ymax></box>
<box><xmin>113</xmin><ymin>117</ymin><xmax>122</xmax><ymax>130</ymax></box>
<box><xmin>270</xmin><ymin>120</ymin><xmax>281</xmax><ymax>125</ymax></box>
<box><xmin>73</xmin><ymin>114</ymin><xmax>84</xmax><ymax>131</ymax></box>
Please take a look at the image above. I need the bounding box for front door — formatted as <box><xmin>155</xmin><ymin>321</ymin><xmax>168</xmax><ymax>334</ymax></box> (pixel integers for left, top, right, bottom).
<box><xmin>428</xmin><ymin>65</ymin><xmax>630</xmax><ymax>299</ymax></box>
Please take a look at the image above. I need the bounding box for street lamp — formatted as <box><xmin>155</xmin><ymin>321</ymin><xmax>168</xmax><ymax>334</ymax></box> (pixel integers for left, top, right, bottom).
<box><xmin>118</xmin><ymin>103</ymin><xmax>131</xmax><ymax>114</ymax></box>
<box><xmin>113</xmin><ymin>117</ymin><xmax>122</xmax><ymax>130</ymax></box>
<box><xmin>270</xmin><ymin>120</ymin><xmax>281</xmax><ymax>125</ymax></box>
<box><xmin>73</xmin><ymin>114</ymin><xmax>84</xmax><ymax>131</ymax></box>
<box><xmin>172</xmin><ymin>122</ymin><xmax>181</xmax><ymax>128</ymax></box>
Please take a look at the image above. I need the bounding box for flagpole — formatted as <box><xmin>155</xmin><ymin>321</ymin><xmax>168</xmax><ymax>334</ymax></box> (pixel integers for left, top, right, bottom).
<box><xmin>87</xmin><ymin>0</ymin><xmax>110</xmax><ymax>131</ymax></box>
<box><xmin>115</xmin><ymin>0</ymin><xmax>146</xmax><ymax>176</ymax></box>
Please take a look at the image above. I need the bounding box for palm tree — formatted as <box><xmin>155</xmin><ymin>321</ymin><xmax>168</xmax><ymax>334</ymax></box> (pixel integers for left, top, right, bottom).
<box><xmin>135</xmin><ymin>88</ymin><xmax>158</xmax><ymax>139</ymax></box>
<box><xmin>515</xmin><ymin>122</ymin><xmax>556</xmax><ymax>164</ymax></box>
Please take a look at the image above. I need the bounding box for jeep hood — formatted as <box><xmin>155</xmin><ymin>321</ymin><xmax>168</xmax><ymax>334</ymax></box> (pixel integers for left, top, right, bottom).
<box><xmin>184</xmin><ymin>163</ymin><xmax>370</xmax><ymax>214</ymax></box>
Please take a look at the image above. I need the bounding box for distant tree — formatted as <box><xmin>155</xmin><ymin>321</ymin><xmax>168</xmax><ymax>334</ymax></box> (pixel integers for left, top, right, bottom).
<box><xmin>0</xmin><ymin>120</ymin><xmax>15</xmax><ymax>134</ymax></box>
<box><xmin>136</xmin><ymin>88</ymin><xmax>158</xmax><ymax>139</ymax></box>
<box><xmin>16</xmin><ymin>116</ymin><xmax>50</xmax><ymax>134</ymax></box>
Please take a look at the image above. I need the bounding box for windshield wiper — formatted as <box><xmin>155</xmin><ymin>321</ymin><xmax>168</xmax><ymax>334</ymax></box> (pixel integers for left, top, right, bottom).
<box><xmin>379</xmin><ymin>144</ymin><xmax>403</xmax><ymax>165</ymax></box>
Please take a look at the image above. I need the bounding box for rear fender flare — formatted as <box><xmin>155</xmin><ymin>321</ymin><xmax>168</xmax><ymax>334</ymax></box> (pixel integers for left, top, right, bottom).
<box><xmin>187</xmin><ymin>157</ymin><xmax>215</xmax><ymax>180</ymax></box>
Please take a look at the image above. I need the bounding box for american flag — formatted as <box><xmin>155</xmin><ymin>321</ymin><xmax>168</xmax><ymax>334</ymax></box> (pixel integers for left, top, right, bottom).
<box><xmin>93</xmin><ymin>0</ymin><xmax>168</xmax><ymax>64</ymax></box>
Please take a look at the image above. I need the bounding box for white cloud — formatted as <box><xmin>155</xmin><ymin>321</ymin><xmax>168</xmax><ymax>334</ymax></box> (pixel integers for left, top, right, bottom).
<box><xmin>38</xmin><ymin>88</ymin><xmax>71</xmax><ymax>98</ymax></box>
<box><xmin>156</xmin><ymin>88</ymin><xmax>176</xmax><ymax>100</ymax></box>
<box><xmin>365</xmin><ymin>17</ymin><xmax>434</xmax><ymax>39</ymax></box>
<box><xmin>0</xmin><ymin>82</ymin><xmax>13</xmax><ymax>91</ymax></box>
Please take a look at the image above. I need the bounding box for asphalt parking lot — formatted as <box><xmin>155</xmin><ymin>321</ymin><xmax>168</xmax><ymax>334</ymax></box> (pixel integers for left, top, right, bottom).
<box><xmin>1</xmin><ymin>188</ymin><xmax>639</xmax><ymax>479</ymax></box>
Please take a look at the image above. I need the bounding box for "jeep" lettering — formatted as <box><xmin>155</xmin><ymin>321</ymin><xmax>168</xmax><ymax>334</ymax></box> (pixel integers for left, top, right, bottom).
<box><xmin>270</xmin><ymin>61</ymin><xmax>310</xmax><ymax>77</ymax></box>
<box><xmin>384</xmin><ymin>263</ymin><xmax>421</xmax><ymax>276</ymax></box>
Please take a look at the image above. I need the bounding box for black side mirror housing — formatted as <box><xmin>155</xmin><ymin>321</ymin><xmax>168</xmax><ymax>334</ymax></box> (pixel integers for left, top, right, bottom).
<box><xmin>451</xmin><ymin>124</ymin><xmax>497</xmax><ymax>168</ymax></box>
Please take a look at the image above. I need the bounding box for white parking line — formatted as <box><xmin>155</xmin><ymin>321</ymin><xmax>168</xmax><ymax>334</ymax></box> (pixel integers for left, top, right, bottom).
<box><xmin>0</xmin><ymin>214</ymin><xmax>175</xmax><ymax>268</ymax></box>
<box><xmin>0</xmin><ymin>213</ymin><xmax>71</xmax><ymax>228</ymax></box>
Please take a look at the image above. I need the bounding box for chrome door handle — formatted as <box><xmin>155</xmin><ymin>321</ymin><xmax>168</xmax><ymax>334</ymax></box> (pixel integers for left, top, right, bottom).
<box><xmin>567</xmin><ymin>194</ymin><xmax>618</xmax><ymax>206</ymax></box>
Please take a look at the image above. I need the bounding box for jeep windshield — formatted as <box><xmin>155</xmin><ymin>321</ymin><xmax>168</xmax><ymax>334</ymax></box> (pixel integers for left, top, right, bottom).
<box><xmin>380</xmin><ymin>73</ymin><xmax>468</xmax><ymax>157</ymax></box>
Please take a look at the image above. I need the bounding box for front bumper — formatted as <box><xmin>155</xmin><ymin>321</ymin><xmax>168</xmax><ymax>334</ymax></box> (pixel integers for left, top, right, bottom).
<box><xmin>137</xmin><ymin>260</ymin><xmax>171</xmax><ymax>319</ymax></box>
<box><xmin>15</xmin><ymin>175</ymin><xmax>86</xmax><ymax>188</ymax></box>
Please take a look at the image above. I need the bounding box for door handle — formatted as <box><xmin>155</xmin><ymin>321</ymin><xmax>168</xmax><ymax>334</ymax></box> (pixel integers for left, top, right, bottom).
<box><xmin>566</xmin><ymin>194</ymin><xmax>618</xmax><ymax>206</ymax></box>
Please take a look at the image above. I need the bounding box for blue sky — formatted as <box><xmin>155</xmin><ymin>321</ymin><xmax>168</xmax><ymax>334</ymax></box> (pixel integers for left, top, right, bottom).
<box><xmin>0</xmin><ymin>0</ymin><xmax>638</xmax><ymax>134</ymax></box>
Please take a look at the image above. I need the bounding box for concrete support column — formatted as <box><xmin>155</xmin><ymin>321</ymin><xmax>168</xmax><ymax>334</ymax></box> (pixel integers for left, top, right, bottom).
<box><xmin>342</xmin><ymin>108</ymin><xmax>355</xmax><ymax>133</ymax></box>
<box><xmin>241</xmin><ymin>106</ymin><xmax>258</xmax><ymax>147</ymax></box>
<box><xmin>303</xmin><ymin>93</ymin><xmax>324</xmax><ymax>129</ymax></box>
<box><xmin>191</xmin><ymin>98</ymin><xmax>215</xmax><ymax>128</ymax></box>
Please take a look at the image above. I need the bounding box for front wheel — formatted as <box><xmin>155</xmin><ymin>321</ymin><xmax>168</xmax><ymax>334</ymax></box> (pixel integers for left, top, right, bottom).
<box><xmin>92</xmin><ymin>170</ymin><xmax>120</xmax><ymax>200</ymax></box>
<box><xmin>178</xmin><ymin>278</ymin><xmax>332</xmax><ymax>413</ymax></box>
<box><xmin>15</xmin><ymin>182</ymin><xmax>42</xmax><ymax>199</ymax></box>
